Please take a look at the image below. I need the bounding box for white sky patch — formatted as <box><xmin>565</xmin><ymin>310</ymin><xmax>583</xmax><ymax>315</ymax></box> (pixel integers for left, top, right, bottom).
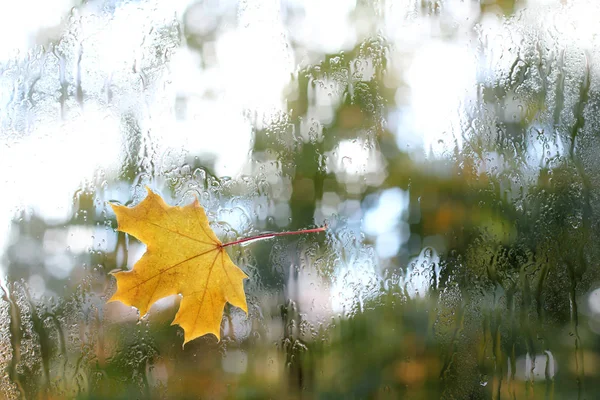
<box><xmin>363</xmin><ymin>188</ymin><xmax>408</xmax><ymax>236</ymax></box>
<box><xmin>156</xmin><ymin>98</ymin><xmax>253</xmax><ymax>177</ymax></box>
<box><xmin>0</xmin><ymin>106</ymin><xmax>121</xmax><ymax>222</ymax></box>
<box><xmin>286</xmin><ymin>0</ymin><xmax>357</xmax><ymax>54</ymax></box>
<box><xmin>0</xmin><ymin>0</ymin><xmax>71</xmax><ymax>61</ymax></box>
<box><xmin>229</xmin><ymin>0</ymin><xmax>295</xmax><ymax>114</ymax></box>
<box><xmin>327</xmin><ymin>139</ymin><xmax>386</xmax><ymax>186</ymax></box>
<box><xmin>363</xmin><ymin>188</ymin><xmax>410</xmax><ymax>259</ymax></box>
<box><xmin>330</xmin><ymin>260</ymin><xmax>380</xmax><ymax>314</ymax></box>
<box><xmin>400</xmin><ymin>40</ymin><xmax>475</xmax><ymax>156</ymax></box>
<box><xmin>146</xmin><ymin>0</ymin><xmax>296</xmax><ymax>177</ymax></box>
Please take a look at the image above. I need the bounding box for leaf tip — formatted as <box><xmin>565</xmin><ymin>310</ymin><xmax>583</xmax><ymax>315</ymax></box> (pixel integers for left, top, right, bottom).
<box><xmin>108</xmin><ymin>202</ymin><xmax>120</xmax><ymax>213</ymax></box>
<box><xmin>178</xmin><ymin>326</ymin><xmax>220</xmax><ymax>347</ymax></box>
<box><xmin>192</xmin><ymin>196</ymin><xmax>200</xmax><ymax>207</ymax></box>
<box><xmin>182</xmin><ymin>337</ymin><xmax>194</xmax><ymax>348</ymax></box>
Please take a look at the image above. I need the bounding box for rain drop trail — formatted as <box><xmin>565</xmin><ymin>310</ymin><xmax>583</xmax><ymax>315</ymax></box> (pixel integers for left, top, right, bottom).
<box><xmin>1</xmin><ymin>282</ymin><xmax>26</xmax><ymax>399</ymax></box>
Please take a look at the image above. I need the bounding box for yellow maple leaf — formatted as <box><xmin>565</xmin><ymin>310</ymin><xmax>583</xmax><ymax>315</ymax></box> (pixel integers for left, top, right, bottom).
<box><xmin>108</xmin><ymin>187</ymin><xmax>248</xmax><ymax>345</ymax></box>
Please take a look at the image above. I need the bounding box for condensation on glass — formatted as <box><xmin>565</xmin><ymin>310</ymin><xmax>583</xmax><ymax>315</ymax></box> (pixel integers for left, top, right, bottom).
<box><xmin>0</xmin><ymin>0</ymin><xmax>599</xmax><ymax>398</ymax></box>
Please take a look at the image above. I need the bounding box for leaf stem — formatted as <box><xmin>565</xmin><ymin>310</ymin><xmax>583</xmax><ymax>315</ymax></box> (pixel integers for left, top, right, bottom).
<box><xmin>220</xmin><ymin>224</ymin><xmax>327</xmax><ymax>248</ymax></box>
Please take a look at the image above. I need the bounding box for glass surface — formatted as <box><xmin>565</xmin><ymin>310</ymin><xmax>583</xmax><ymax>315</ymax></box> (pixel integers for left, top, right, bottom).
<box><xmin>1</xmin><ymin>0</ymin><xmax>600</xmax><ymax>398</ymax></box>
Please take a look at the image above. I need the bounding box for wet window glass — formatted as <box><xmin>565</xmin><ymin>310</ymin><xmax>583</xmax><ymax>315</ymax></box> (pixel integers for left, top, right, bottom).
<box><xmin>1</xmin><ymin>0</ymin><xmax>599</xmax><ymax>398</ymax></box>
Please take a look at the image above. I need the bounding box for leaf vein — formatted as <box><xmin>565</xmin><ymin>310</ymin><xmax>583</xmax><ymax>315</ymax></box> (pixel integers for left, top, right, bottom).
<box><xmin>145</xmin><ymin>220</ymin><xmax>214</xmax><ymax>245</ymax></box>
<box><xmin>127</xmin><ymin>247</ymin><xmax>218</xmax><ymax>291</ymax></box>
<box><xmin>193</xmin><ymin>250</ymin><xmax>220</xmax><ymax>333</ymax></box>
<box><xmin>220</xmin><ymin>249</ymin><xmax>238</xmax><ymax>301</ymax></box>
